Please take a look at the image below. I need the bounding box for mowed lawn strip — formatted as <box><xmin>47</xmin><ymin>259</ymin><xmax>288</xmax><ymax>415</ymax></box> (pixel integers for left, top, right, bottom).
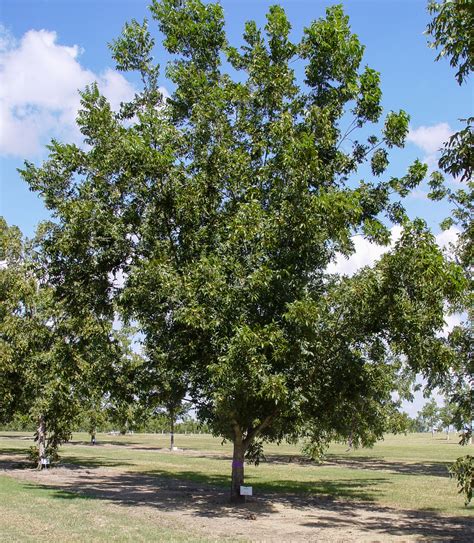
<box><xmin>0</xmin><ymin>474</ymin><xmax>211</xmax><ymax>543</ymax></box>
<box><xmin>1</xmin><ymin>432</ymin><xmax>472</xmax><ymax>516</ymax></box>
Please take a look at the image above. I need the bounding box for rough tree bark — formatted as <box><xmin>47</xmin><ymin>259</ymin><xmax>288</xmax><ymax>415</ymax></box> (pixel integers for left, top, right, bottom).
<box><xmin>230</xmin><ymin>426</ymin><xmax>246</xmax><ymax>503</ymax></box>
<box><xmin>229</xmin><ymin>414</ymin><xmax>276</xmax><ymax>503</ymax></box>
<box><xmin>37</xmin><ymin>415</ymin><xmax>47</xmax><ymax>470</ymax></box>
<box><xmin>170</xmin><ymin>408</ymin><xmax>175</xmax><ymax>450</ymax></box>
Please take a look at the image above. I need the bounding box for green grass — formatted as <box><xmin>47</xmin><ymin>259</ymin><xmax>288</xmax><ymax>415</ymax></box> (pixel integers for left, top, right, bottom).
<box><xmin>0</xmin><ymin>474</ymin><xmax>208</xmax><ymax>543</ymax></box>
<box><xmin>69</xmin><ymin>432</ymin><xmax>473</xmax><ymax>513</ymax></box>
<box><xmin>0</xmin><ymin>430</ymin><xmax>472</xmax><ymax>542</ymax></box>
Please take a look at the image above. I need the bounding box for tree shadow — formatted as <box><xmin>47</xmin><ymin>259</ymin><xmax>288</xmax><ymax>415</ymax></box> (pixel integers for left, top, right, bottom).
<box><xmin>0</xmin><ymin>434</ymin><xmax>34</xmax><ymax>440</ymax></box>
<box><xmin>0</xmin><ymin>448</ymin><xmax>131</xmax><ymax>470</ymax></box>
<box><xmin>15</xmin><ymin>466</ymin><xmax>473</xmax><ymax>541</ymax></box>
<box><xmin>0</xmin><ymin>447</ymin><xmax>28</xmax><ymax>456</ymax></box>
<box><xmin>324</xmin><ymin>454</ymin><xmax>451</xmax><ymax>477</ymax></box>
<box><xmin>69</xmin><ymin>441</ymin><xmax>141</xmax><ymax>449</ymax></box>
<box><xmin>299</xmin><ymin>503</ymin><xmax>474</xmax><ymax>542</ymax></box>
<box><xmin>60</xmin><ymin>456</ymin><xmax>133</xmax><ymax>469</ymax></box>
<box><xmin>140</xmin><ymin>467</ymin><xmax>388</xmax><ymax>502</ymax></box>
<box><xmin>0</xmin><ymin>448</ymin><xmax>33</xmax><ymax>470</ymax></box>
<box><xmin>190</xmin><ymin>451</ymin><xmax>452</xmax><ymax>478</ymax></box>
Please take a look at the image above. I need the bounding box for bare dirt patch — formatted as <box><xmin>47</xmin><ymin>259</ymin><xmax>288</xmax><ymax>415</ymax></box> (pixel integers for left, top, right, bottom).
<box><xmin>1</xmin><ymin>451</ymin><xmax>472</xmax><ymax>542</ymax></box>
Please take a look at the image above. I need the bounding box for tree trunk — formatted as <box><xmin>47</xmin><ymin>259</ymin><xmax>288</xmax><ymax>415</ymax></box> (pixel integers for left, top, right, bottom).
<box><xmin>170</xmin><ymin>408</ymin><xmax>175</xmax><ymax>450</ymax></box>
<box><xmin>230</xmin><ymin>436</ymin><xmax>246</xmax><ymax>503</ymax></box>
<box><xmin>37</xmin><ymin>415</ymin><xmax>47</xmax><ymax>470</ymax></box>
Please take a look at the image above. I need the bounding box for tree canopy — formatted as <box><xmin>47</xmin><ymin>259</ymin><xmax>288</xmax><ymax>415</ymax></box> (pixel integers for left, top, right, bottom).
<box><xmin>425</xmin><ymin>0</ymin><xmax>473</xmax><ymax>504</ymax></box>
<box><xmin>426</xmin><ymin>0</ymin><xmax>473</xmax><ymax>86</ymax></box>
<box><xmin>0</xmin><ymin>218</ymin><xmax>136</xmax><ymax>466</ymax></box>
<box><xmin>20</xmin><ymin>1</ymin><xmax>465</xmax><ymax>499</ymax></box>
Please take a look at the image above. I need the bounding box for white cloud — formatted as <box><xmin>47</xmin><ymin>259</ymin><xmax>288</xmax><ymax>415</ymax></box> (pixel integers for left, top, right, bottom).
<box><xmin>407</xmin><ymin>123</ymin><xmax>453</xmax><ymax>155</ymax></box>
<box><xmin>442</xmin><ymin>312</ymin><xmax>464</xmax><ymax>337</ymax></box>
<box><xmin>406</xmin><ymin>122</ymin><xmax>454</xmax><ymax>181</ymax></box>
<box><xmin>435</xmin><ymin>226</ymin><xmax>460</xmax><ymax>257</ymax></box>
<box><xmin>327</xmin><ymin>225</ymin><xmax>460</xmax><ymax>277</ymax></box>
<box><xmin>0</xmin><ymin>27</ymin><xmax>136</xmax><ymax>157</ymax></box>
<box><xmin>327</xmin><ymin>225</ymin><xmax>403</xmax><ymax>276</ymax></box>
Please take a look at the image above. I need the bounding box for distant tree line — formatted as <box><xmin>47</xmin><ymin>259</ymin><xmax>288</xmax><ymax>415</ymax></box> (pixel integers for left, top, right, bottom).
<box><xmin>0</xmin><ymin>406</ymin><xmax>209</xmax><ymax>436</ymax></box>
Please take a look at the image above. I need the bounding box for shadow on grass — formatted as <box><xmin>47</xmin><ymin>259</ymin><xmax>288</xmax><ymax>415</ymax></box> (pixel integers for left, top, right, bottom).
<box><xmin>189</xmin><ymin>451</ymin><xmax>452</xmax><ymax>478</ymax></box>
<box><xmin>14</xmin><ymin>466</ymin><xmax>473</xmax><ymax>542</ymax></box>
<box><xmin>0</xmin><ymin>434</ymin><xmax>34</xmax><ymax>440</ymax></box>
<box><xmin>0</xmin><ymin>447</ymin><xmax>28</xmax><ymax>455</ymax></box>
<box><xmin>323</xmin><ymin>454</ymin><xmax>451</xmax><ymax>477</ymax></box>
<box><xmin>69</xmin><ymin>439</ymin><xmax>141</xmax><ymax>448</ymax></box>
<box><xmin>0</xmin><ymin>449</ymin><xmax>132</xmax><ymax>471</ymax></box>
<box><xmin>60</xmin><ymin>455</ymin><xmax>133</xmax><ymax>469</ymax></box>
<box><xmin>0</xmin><ymin>447</ymin><xmax>33</xmax><ymax>470</ymax></box>
<box><xmin>141</xmin><ymin>467</ymin><xmax>386</xmax><ymax>503</ymax></box>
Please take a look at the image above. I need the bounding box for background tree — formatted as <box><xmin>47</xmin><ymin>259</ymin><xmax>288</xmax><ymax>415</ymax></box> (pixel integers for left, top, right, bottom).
<box><xmin>150</xmin><ymin>400</ymin><xmax>190</xmax><ymax>449</ymax></box>
<box><xmin>78</xmin><ymin>400</ymin><xmax>107</xmax><ymax>444</ymax></box>
<box><xmin>385</xmin><ymin>409</ymin><xmax>416</xmax><ymax>435</ymax></box>
<box><xmin>425</xmin><ymin>0</ymin><xmax>473</xmax><ymax>503</ymax></box>
<box><xmin>21</xmin><ymin>1</ymin><xmax>464</xmax><ymax>500</ymax></box>
<box><xmin>439</xmin><ymin>402</ymin><xmax>455</xmax><ymax>440</ymax></box>
<box><xmin>0</xmin><ymin>218</ymin><xmax>118</xmax><ymax>467</ymax></box>
<box><xmin>418</xmin><ymin>399</ymin><xmax>441</xmax><ymax>437</ymax></box>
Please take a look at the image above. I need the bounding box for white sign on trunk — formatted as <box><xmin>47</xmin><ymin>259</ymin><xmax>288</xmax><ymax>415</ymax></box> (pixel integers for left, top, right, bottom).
<box><xmin>240</xmin><ymin>486</ymin><xmax>253</xmax><ymax>496</ymax></box>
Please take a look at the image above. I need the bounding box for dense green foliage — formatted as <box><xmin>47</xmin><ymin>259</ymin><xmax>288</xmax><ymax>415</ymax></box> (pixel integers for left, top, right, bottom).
<box><xmin>425</xmin><ymin>0</ymin><xmax>473</xmax><ymax>439</ymax></box>
<box><xmin>425</xmin><ymin>0</ymin><xmax>473</xmax><ymax>504</ymax></box>
<box><xmin>450</xmin><ymin>455</ymin><xmax>474</xmax><ymax>505</ymax></box>
<box><xmin>1</xmin><ymin>219</ymin><xmax>101</xmax><ymax>459</ymax></box>
<box><xmin>17</xmin><ymin>1</ymin><xmax>466</xmax><ymax>498</ymax></box>
<box><xmin>426</xmin><ymin>0</ymin><xmax>473</xmax><ymax>85</ymax></box>
<box><xmin>0</xmin><ymin>218</ymin><xmax>141</xmax><ymax>464</ymax></box>
<box><xmin>417</xmin><ymin>399</ymin><xmax>441</xmax><ymax>433</ymax></box>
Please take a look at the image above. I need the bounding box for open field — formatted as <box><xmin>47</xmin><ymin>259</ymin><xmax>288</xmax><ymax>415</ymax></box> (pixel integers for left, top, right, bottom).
<box><xmin>1</xmin><ymin>432</ymin><xmax>472</xmax><ymax>542</ymax></box>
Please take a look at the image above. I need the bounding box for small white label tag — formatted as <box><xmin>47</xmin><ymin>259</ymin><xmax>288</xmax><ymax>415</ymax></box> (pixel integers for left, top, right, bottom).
<box><xmin>240</xmin><ymin>486</ymin><xmax>253</xmax><ymax>496</ymax></box>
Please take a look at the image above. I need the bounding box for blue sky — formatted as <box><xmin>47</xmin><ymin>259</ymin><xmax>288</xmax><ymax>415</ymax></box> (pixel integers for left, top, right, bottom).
<box><xmin>0</xmin><ymin>0</ymin><xmax>472</xmax><ymax>416</ymax></box>
<box><xmin>1</xmin><ymin>0</ymin><xmax>471</xmax><ymax>236</ymax></box>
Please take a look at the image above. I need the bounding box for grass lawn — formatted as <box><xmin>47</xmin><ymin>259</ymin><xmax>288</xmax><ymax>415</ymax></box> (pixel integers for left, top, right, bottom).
<box><xmin>1</xmin><ymin>431</ymin><xmax>472</xmax><ymax>519</ymax></box>
<box><xmin>0</xmin><ymin>473</ymin><xmax>209</xmax><ymax>543</ymax></box>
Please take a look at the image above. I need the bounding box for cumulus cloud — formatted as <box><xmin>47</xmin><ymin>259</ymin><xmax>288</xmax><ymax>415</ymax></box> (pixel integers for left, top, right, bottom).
<box><xmin>326</xmin><ymin>225</ymin><xmax>403</xmax><ymax>276</ymax></box>
<box><xmin>0</xmin><ymin>27</ymin><xmax>136</xmax><ymax>157</ymax></box>
<box><xmin>327</xmin><ymin>225</ymin><xmax>460</xmax><ymax>277</ymax></box>
<box><xmin>406</xmin><ymin>122</ymin><xmax>454</xmax><ymax>182</ymax></box>
<box><xmin>435</xmin><ymin>226</ymin><xmax>460</xmax><ymax>255</ymax></box>
<box><xmin>407</xmin><ymin>123</ymin><xmax>453</xmax><ymax>155</ymax></box>
<box><xmin>442</xmin><ymin>312</ymin><xmax>464</xmax><ymax>337</ymax></box>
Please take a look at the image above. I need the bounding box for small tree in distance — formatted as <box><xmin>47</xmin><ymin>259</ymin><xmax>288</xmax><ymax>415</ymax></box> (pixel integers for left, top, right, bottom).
<box><xmin>21</xmin><ymin>1</ymin><xmax>464</xmax><ymax>501</ymax></box>
<box><xmin>439</xmin><ymin>403</ymin><xmax>455</xmax><ymax>440</ymax></box>
<box><xmin>417</xmin><ymin>399</ymin><xmax>441</xmax><ymax>437</ymax></box>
